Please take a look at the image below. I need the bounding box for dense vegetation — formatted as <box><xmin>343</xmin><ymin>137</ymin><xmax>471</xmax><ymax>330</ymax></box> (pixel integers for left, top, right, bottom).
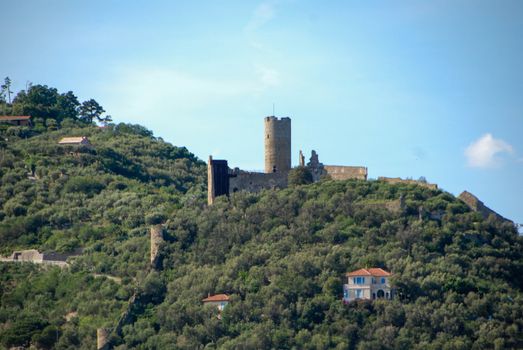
<box><xmin>1</xmin><ymin>81</ymin><xmax>522</xmax><ymax>349</ymax></box>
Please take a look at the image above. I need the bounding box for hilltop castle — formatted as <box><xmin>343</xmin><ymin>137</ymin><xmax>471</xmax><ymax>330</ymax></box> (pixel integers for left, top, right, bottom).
<box><xmin>207</xmin><ymin>116</ymin><xmax>368</xmax><ymax>204</ymax></box>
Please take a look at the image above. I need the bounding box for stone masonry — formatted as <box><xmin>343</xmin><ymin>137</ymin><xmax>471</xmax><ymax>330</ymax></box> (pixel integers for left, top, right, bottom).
<box><xmin>97</xmin><ymin>328</ymin><xmax>110</xmax><ymax>350</ymax></box>
<box><xmin>230</xmin><ymin>169</ymin><xmax>288</xmax><ymax>193</ymax></box>
<box><xmin>378</xmin><ymin>177</ymin><xmax>438</xmax><ymax>190</ymax></box>
<box><xmin>206</xmin><ymin>116</ymin><xmax>377</xmax><ymax>204</ymax></box>
<box><xmin>150</xmin><ymin>225</ymin><xmax>164</xmax><ymax>269</ymax></box>
<box><xmin>264</xmin><ymin>116</ymin><xmax>291</xmax><ymax>173</ymax></box>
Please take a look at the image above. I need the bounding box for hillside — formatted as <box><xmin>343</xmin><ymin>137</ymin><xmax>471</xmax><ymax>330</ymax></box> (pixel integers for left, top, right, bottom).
<box><xmin>0</xmin><ymin>122</ymin><xmax>206</xmax><ymax>254</ymax></box>
<box><xmin>1</xmin><ymin>125</ymin><xmax>522</xmax><ymax>349</ymax></box>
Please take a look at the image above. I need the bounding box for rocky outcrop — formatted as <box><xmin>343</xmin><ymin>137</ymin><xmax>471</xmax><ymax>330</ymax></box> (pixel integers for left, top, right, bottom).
<box><xmin>458</xmin><ymin>191</ymin><xmax>509</xmax><ymax>221</ymax></box>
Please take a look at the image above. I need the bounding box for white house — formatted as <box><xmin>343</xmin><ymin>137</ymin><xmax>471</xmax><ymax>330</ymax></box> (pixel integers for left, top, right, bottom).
<box><xmin>343</xmin><ymin>268</ymin><xmax>392</xmax><ymax>302</ymax></box>
<box><xmin>202</xmin><ymin>294</ymin><xmax>230</xmax><ymax>311</ymax></box>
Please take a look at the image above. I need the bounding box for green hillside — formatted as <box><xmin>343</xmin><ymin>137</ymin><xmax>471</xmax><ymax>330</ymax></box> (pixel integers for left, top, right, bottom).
<box><xmin>1</xmin><ymin>121</ymin><xmax>522</xmax><ymax>349</ymax></box>
<box><xmin>0</xmin><ymin>122</ymin><xmax>206</xmax><ymax>254</ymax></box>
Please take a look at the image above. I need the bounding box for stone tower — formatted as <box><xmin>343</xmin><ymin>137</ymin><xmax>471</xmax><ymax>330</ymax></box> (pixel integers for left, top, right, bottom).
<box><xmin>264</xmin><ymin>116</ymin><xmax>291</xmax><ymax>173</ymax></box>
<box><xmin>207</xmin><ymin>156</ymin><xmax>231</xmax><ymax>205</ymax></box>
<box><xmin>150</xmin><ymin>225</ymin><xmax>164</xmax><ymax>269</ymax></box>
<box><xmin>97</xmin><ymin>328</ymin><xmax>110</xmax><ymax>350</ymax></box>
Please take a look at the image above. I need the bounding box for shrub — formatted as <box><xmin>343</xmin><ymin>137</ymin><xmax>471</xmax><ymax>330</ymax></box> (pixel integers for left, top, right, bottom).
<box><xmin>288</xmin><ymin>166</ymin><xmax>313</xmax><ymax>187</ymax></box>
<box><xmin>63</xmin><ymin>176</ymin><xmax>105</xmax><ymax>195</ymax></box>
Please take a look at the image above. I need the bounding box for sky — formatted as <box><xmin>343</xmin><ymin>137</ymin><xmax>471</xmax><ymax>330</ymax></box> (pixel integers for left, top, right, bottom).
<box><xmin>2</xmin><ymin>0</ymin><xmax>522</xmax><ymax>226</ymax></box>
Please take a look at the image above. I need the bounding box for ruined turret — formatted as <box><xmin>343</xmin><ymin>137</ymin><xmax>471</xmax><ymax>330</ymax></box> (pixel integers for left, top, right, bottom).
<box><xmin>97</xmin><ymin>328</ymin><xmax>110</xmax><ymax>350</ymax></box>
<box><xmin>150</xmin><ymin>225</ymin><xmax>164</xmax><ymax>269</ymax></box>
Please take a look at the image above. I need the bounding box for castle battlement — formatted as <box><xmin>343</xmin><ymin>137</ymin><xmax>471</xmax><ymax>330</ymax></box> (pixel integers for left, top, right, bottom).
<box><xmin>264</xmin><ymin>116</ymin><xmax>291</xmax><ymax>122</ymax></box>
<box><xmin>207</xmin><ymin>116</ymin><xmax>370</xmax><ymax>205</ymax></box>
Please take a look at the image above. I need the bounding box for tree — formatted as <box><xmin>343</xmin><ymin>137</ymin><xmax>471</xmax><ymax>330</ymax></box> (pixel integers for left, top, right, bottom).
<box><xmin>100</xmin><ymin>114</ymin><xmax>113</xmax><ymax>126</ymax></box>
<box><xmin>57</xmin><ymin>91</ymin><xmax>80</xmax><ymax>121</ymax></box>
<box><xmin>12</xmin><ymin>85</ymin><xmax>59</xmax><ymax>120</ymax></box>
<box><xmin>1</xmin><ymin>77</ymin><xmax>13</xmax><ymax>103</ymax></box>
<box><xmin>79</xmin><ymin>99</ymin><xmax>105</xmax><ymax>124</ymax></box>
<box><xmin>288</xmin><ymin>166</ymin><xmax>313</xmax><ymax>187</ymax></box>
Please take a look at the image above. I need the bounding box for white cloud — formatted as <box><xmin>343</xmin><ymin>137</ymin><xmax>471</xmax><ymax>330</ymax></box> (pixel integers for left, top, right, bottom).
<box><xmin>255</xmin><ymin>64</ymin><xmax>281</xmax><ymax>88</ymax></box>
<box><xmin>244</xmin><ymin>1</ymin><xmax>280</xmax><ymax>50</ymax></box>
<box><xmin>465</xmin><ymin>133</ymin><xmax>514</xmax><ymax>168</ymax></box>
<box><xmin>245</xmin><ymin>2</ymin><xmax>276</xmax><ymax>33</ymax></box>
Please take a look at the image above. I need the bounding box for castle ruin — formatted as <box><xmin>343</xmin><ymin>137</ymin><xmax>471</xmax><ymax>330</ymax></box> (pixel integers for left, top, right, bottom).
<box><xmin>208</xmin><ymin>116</ymin><xmax>367</xmax><ymax>204</ymax></box>
<box><xmin>150</xmin><ymin>225</ymin><xmax>164</xmax><ymax>269</ymax></box>
<box><xmin>264</xmin><ymin>116</ymin><xmax>291</xmax><ymax>173</ymax></box>
<box><xmin>97</xmin><ymin>328</ymin><xmax>110</xmax><ymax>350</ymax></box>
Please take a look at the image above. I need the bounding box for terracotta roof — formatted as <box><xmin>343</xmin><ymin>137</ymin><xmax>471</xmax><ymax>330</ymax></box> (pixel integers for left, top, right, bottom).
<box><xmin>58</xmin><ymin>137</ymin><xmax>89</xmax><ymax>144</ymax></box>
<box><xmin>0</xmin><ymin>115</ymin><xmax>31</xmax><ymax>121</ymax></box>
<box><xmin>346</xmin><ymin>268</ymin><xmax>391</xmax><ymax>277</ymax></box>
<box><xmin>202</xmin><ymin>294</ymin><xmax>230</xmax><ymax>302</ymax></box>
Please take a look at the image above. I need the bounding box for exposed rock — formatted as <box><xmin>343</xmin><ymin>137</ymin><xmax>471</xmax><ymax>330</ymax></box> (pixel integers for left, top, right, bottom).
<box><xmin>458</xmin><ymin>191</ymin><xmax>510</xmax><ymax>222</ymax></box>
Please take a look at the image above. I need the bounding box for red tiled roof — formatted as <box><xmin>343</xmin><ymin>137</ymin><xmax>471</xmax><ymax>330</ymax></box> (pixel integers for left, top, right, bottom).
<box><xmin>0</xmin><ymin>116</ymin><xmax>31</xmax><ymax>121</ymax></box>
<box><xmin>346</xmin><ymin>268</ymin><xmax>391</xmax><ymax>277</ymax></box>
<box><xmin>202</xmin><ymin>294</ymin><xmax>230</xmax><ymax>302</ymax></box>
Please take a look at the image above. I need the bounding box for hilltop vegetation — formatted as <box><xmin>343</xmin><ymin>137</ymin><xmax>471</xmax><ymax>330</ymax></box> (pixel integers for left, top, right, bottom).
<box><xmin>1</xmin><ymin>81</ymin><xmax>522</xmax><ymax>349</ymax></box>
<box><xmin>0</xmin><ymin>122</ymin><xmax>205</xmax><ymax>256</ymax></box>
<box><xmin>117</xmin><ymin>181</ymin><xmax>522</xmax><ymax>350</ymax></box>
<box><xmin>2</xmin><ymin>159</ymin><xmax>522</xmax><ymax>348</ymax></box>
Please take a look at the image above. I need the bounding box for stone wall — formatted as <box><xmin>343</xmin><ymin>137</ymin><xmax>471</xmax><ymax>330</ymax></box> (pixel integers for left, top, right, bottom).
<box><xmin>264</xmin><ymin>116</ymin><xmax>291</xmax><ymax>173</ymax></box>
<box><xmin>324</xmin><ymin>165</ymin><xmax>368</xmax><ymax>181</ymax></box>
<box><xmin>207</xmin><ymin>156</ymin><xmax>214</xmax><ymax>205</ymax></box>
<box><xmin>378</xmin><ymin>177</ymin><xmax>438</xmax><ymax>190</ymax></box>
<box><xmin>230</xmin><ymin>171</ymin><xmax>288</xmax><ymax>193</ymax></box>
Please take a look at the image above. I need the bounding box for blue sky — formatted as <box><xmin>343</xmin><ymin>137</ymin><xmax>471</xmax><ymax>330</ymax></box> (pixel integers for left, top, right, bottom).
<box><xmin>2</xmin><ymin>0</ymin><xmax>522</xmax><ymax>225</ymax></box>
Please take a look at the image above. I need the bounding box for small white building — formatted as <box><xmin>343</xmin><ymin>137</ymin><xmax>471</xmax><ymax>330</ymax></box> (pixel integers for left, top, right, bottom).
<box><xmin>343</xmin><ymin>268</ymin><xmax>392</xmax><ymax>302</ymax></box>
<box><xmin>0</xmin><ymin>249</ymin><xmax>73</xmax><ymax>267</ymax></box>
<box><xmin>202</xmin><ymin>294</ymin><xmax>230</xmax><ymax>311</ymax></box>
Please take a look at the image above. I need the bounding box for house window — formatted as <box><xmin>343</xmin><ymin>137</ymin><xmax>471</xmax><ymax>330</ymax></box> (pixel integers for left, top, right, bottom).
<box><xmin>343</xmin><ymin>290</ymin><xmax>348</xmax><ymax>299</ymax></box>
<box><xmin>353</xmin><ymin>277</ymin><xmax>365</xmax><ymax>285</ymax></box>
<box><xmin>372</xmin><ymin>278</ymin><xmax>376</xmax><ymax>284</ymax></box>
<box><xmin>381</xmin><ymin>277</ymin><xmax>386</xmax><ymax>284</ymax></box>
<box><xmin>355</xmin><ymin>289</ymin><xmax>363</xmax><ymax>299</ymax></box>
